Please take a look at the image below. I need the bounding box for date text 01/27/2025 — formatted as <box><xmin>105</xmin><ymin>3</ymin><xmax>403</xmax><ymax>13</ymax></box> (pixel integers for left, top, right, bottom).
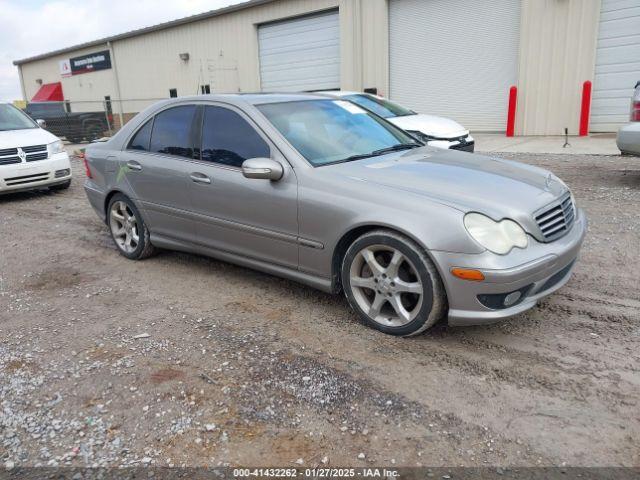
<box><xmin>232</xmin><ymin>468</ymin><xmax>400</xmax><ymax>478</ymax></box>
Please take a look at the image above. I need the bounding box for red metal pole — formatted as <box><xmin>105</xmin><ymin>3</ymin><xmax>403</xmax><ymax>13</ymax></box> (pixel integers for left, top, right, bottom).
<box><xmin>579</xmin><ymin>80</ymin><xmax>592</xmax><ymax>136</ymax></box>
<box><xmin>506</xmin><ymin>86</ymin><xmax>517</xmax><ymax>137</ymax></box>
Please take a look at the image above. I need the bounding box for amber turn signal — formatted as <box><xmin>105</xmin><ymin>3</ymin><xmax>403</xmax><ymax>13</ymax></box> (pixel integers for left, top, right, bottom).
<box><xmin>451</xmin><ymin>268</ymin><xmax>485</xmax><ymax>282</ymax></box>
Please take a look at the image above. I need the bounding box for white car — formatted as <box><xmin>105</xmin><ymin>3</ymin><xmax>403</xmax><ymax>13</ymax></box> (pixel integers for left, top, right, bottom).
<box><xmin>616</xmin><ymin>81</ymin><xmax>640</xmax><ymax>156</ymax></box>
<box><xmin>318</xmin><ymin>91</ymin><xmax>474</xmax><ymax>152</ymax></box>
<box><xmin>0</xmin><ymin>103</ymin><xmax>72</xmax><ymax>194</ymax></box>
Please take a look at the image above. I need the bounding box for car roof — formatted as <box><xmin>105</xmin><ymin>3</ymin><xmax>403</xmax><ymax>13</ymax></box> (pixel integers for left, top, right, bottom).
<box><xmin>163</xmin><ymin>92</ymin><xmax>329</xmax><ymax>107</ymax></box>
<box><xmin>315</xmin><ymin>90</ymin><xmax>362</xmax><ymax>97</ymax></box>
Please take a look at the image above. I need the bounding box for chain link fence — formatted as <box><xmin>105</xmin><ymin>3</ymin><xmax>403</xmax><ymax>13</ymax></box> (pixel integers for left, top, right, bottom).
<box><xmin>21</xmin><ymin>98</ymin><xmax>162</xmax><ymax>144</ymax></box>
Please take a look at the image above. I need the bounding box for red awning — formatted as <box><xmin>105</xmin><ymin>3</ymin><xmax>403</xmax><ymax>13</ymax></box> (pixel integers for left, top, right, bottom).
<box><xmin>31</xmin><ymin>82</ymin><xmax>64</xmax><ymax>102</ymax></box>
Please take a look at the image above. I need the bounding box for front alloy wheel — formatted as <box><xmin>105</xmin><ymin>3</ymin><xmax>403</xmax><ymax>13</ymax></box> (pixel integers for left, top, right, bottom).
<box><xmin>342</xmin><ymin>230</ymin><xmax>446</xmax><ymax>336</ymax></box>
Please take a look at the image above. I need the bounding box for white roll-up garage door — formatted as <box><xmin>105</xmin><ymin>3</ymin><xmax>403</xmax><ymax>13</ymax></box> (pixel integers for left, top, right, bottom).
<box><xmin>258</xmin><ymin>10</ymin><xmax>340</xmax><ymax>92</ymax></box>
<box><xmin>389</xmin><ymin>0</ymin><xmax>520</xmax><ymax>131</ymax></box>
<box><xmin>591</xmin><ymin>0</ymin><xmax>640</xmax><ymax>132</ymax></box>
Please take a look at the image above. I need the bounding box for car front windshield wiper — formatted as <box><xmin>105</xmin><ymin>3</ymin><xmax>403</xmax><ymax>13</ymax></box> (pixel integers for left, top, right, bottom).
<box><xmin>369</xmin><ymin>143</ymin><xmax>421</xmax><ymax>156</ymax></box>
<box><xmin>320</xmin><ymin>143</ymin><xmax>421</xmax><ymax>167</ymax></box>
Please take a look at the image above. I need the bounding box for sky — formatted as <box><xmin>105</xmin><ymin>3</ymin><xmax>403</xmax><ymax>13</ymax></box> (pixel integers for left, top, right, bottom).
<box><xmin>0</xmin><ymin>0</ymin><xmax>244</xmax><ymax>101</ymax></box>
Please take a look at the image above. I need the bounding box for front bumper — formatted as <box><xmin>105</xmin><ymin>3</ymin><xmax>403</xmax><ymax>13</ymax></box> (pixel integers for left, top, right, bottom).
<box><xmin>0</xmin><ymin>153</ymin><xmax>72</xmax><ymax>194</ymax></box>
<box><xmin>431</xmin><ymin>208</ymin><xmax>587</xmax><ymax>326</ymax></box>
<box><xmin>616</xmin><ymin>122</ymin><xmax>640</xmax><ymax>155</ymax></box>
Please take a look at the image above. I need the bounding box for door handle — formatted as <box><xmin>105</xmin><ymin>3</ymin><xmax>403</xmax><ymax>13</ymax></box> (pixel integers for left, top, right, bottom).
<box><xmin>190</xmin><ymin>173</ymin><xmax>211</xmax><ymax>185</ymax></box>
<box><xmin>126</xmin><ymin>161</ymin><xmax>142</xmax><ymax>171</ymax></box>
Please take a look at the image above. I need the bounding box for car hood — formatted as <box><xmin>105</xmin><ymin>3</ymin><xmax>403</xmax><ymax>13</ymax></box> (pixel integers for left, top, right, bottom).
<box><xmin>324</xmin><ymin>147</ymin><xmax>568</xmax><ymax>231</ymax></box>
<box><xmin>389</xmin><ymin>114</ymin><xmax>468</xmax><ymax>138</ymax></box>
<box><xmin>0</xmin><ymin>127</ymin><xmax>58</xmax><ymax>149</ymax></box>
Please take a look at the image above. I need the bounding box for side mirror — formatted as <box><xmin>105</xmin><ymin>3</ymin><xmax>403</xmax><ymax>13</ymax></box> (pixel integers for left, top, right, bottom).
<box><xmin>36</xmin><ymin>119</ymin><xmax>47</xmax><ymax>128</ymax></box>
<box><xmin>241</xmin><ymin>158</ymin><xmax>284</xmax><ymax>181</ymax></box>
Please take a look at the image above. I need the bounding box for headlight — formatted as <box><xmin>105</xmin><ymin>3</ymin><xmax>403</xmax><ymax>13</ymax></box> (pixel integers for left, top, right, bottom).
<box><xmin>464</xmin><ymin>213</ymin><xmax>528</xmax><ymax>255</ymax></box>
<box><xmin>408</xmin><ymin>130</ymin><xmax>436</xmax><ymax>143</ymax></box>
<box><xmin>47</xmin><ymin>140</ymin><xmax>65</xmax><ymax>156</ymax></box>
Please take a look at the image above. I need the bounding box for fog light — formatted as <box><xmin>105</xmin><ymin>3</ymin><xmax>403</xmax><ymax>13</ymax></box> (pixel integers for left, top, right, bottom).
<box><xmin>477</xmin><ymin>285</ymin><xmax>532</xmax><ymax>310</ymax></box>
<box><xmin>55</xmin><ymin>169</ymin><xmax>70</xmax><ymax>178</ymax></box>
<box><xmin>503</xmin><ymin>291</ymin><xmax>522</xmax><ymax>307</ymax></box>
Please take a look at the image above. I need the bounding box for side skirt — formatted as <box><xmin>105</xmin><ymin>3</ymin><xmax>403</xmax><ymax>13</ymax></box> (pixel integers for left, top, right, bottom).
<box><xmin>150</xmin><ymin>233</ymin><xmax>334</xmax><ymax>294</ymax></box>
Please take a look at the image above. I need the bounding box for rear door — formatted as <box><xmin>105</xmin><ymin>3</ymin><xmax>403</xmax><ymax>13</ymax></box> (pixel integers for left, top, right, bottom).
<box><xmin>122</xmin><ymin>104</ymin><xmax>199</xmax><ymax>244</ymax></box>
<box><xmin>188</xmin><ymin>104</ymin><xmax>299</xmax><ymax>269</ymax></box>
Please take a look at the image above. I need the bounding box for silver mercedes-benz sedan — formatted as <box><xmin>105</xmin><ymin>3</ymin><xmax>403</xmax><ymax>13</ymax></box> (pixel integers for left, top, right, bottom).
<box><xmin>84</xmin><ymin>93</ymin><xmax>586</xmax><ymax>336</ymax></box>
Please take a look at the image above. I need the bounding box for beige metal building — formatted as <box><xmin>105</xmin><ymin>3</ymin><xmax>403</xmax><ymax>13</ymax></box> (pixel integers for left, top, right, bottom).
<box><xmin>13</xmin><ymin>0</ymin><xmax>640</xmax><ymax>135</ymax></box>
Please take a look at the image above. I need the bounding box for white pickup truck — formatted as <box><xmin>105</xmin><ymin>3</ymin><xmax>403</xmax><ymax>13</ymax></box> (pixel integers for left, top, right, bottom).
<box><xmin>0</xmin><ymin>102</ymin><xmax>72</xmax><ymax>194</ymax></box>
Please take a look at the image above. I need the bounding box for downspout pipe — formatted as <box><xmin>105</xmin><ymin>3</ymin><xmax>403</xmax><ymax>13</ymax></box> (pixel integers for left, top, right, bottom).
<box><xmin>107</xmin><ymin>41</ymin><xmax>124</xmax><ymax>130</ymax></box>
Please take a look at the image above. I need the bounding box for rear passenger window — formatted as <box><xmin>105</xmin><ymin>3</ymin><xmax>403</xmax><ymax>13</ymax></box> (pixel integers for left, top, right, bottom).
<box><xmin>128</xmin><ymin>119</ymin><xmax>153</xmax><ymax>151</ymax></box>
<box><xmin>150</xmin><ymin>105</ymin><xmax>196</xmax><ymax>158</ymax></box>
<box><xmin>201</xmin><ymin>106</ymin><xmax>270</xmax><ymax>168</ymax></box>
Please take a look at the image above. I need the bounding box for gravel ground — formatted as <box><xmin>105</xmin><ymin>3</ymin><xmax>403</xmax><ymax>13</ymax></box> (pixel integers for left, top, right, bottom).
<box><xmin>0</xmin><ymin>152</ymin><xmax>638</xmax><ymax>469</ymax></box>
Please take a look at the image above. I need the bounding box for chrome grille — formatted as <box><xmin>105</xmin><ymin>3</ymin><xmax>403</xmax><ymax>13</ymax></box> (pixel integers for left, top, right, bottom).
<box><xmin>0</xmin><ymin>145</ymin><xmax>48</xmax><ymax>166</ymax></box>
<box><xmin>24</xmin><ymin>145</ymin><xmax>48</xmax><ymax>163</ymax></box>
<box><xmin>27</xmin><ymin>152</ymin><xmax>48</xmax><ymax>162</ymax></box>
<box><xmin>0</xmin><ymin>147</ymin><xmax>20</xmax><ymax>166</ymax></box>
<box><xmin>22</xmin><ymin>144</ymin><xmax>46</xmax><ymax>153</ymax></box>
<box><xmin>534</xmin><ymin>192</ymin><xmax>575</xmax><ymax>241</ymax></box>
<box><xmin>0</xmin><ymin>156</ymin><xmax>21</xmax><ymax>166</ymax></box>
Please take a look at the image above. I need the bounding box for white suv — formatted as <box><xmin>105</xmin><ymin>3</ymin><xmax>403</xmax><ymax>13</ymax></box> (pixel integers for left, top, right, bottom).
<box><xmin>318</xmin><ymin>91</ymin><xmax>474</xmax><ymax>152</ymax></box>
<box><xmin>0</xmin><ymin>103</ymin><xmax>72</xmax><ymax>194</ymax></box>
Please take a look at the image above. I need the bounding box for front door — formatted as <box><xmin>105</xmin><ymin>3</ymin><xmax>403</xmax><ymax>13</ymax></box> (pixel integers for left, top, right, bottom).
<box><xmin>188</xmin><ymin>104</ymin><xmax>299</xmax><ymax>269</ymax></box>
<box><xmin>123</xmin><ymin>104</ymin><xmax>199</xmax><ymax>244</ymax></box>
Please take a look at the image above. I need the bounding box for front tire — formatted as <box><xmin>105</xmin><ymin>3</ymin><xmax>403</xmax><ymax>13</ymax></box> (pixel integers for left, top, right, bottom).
<box><xmin>341</xmin><ymin>230</ymin><xmax>446</xmax><ymax>336</ymax></box>
<box><xmin>107</xmin><ymin>194</ymin><xmax>156</xmax><ymax>260</ymax></box>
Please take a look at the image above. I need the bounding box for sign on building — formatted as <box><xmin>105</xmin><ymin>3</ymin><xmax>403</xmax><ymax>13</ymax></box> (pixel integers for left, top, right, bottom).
<box><xmin>59</xmin><ymin>59</ymin><xmax>72</xmax><ymax>77</ymax></box>
<box><xmin>67</xmin><ymin>50</ymin><xmax>112</xmax><ymax>75</ymax></box>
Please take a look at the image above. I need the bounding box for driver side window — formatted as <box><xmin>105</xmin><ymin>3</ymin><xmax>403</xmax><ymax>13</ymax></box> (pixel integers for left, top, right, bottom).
<box><xmin>201</xmin><ymin>106</ymin><xmax>270</xmax><ymax>168</ymax></box>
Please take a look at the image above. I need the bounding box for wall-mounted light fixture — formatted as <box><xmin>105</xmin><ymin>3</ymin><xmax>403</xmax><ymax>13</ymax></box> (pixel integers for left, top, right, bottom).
<box><xmin>179</xmin><ymin>52</ymin><xmax>190</xmax><ymax>62</ymax></box>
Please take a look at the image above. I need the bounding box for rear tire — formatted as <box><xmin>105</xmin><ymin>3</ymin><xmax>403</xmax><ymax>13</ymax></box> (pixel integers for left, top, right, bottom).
<box><xmin>85</xmin><ymin>124</ymin><xmax>103</xmax><ymax>142</ymax></box>
<box><xmin>107</xmin><ymin>194</ymin><xmax>156</xmax><ymax>260</ymax></box>
<box><xmin>341</xmin><ymin>229</ymin><xmax>447</xmax><ymax>336</ymax></box>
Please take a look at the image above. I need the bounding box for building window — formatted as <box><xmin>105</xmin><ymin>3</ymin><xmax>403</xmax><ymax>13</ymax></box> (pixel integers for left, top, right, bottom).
<box><xmin>200</xmin><ymin>85</ymin><xmax>211</xmax><ymax>94</ymax></box>
<box><xmin>169</xmin><ymin>88</ymin><xmax>178</xmax><ymax>98</ymax></box>
<box><xmin>104</xmin><ymin>95</ymin><xmax>112</xmax><ymax>115</ymax></box>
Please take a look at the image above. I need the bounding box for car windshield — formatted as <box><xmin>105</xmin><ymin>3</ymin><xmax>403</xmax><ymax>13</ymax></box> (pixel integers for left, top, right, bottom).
<box><xmin>257</xmin><ymin>99</ymin><xmax>420</xmax><ymax>166</ymax></box>
<box><xmin>343</xmin><ymin>94</ymin><xmax>414</xmax><ymax>119</ymax></box>
<box><xmin>0</xmin><ymin>104</ymin><xmax>38</xmax><ymax>131</ymax></box>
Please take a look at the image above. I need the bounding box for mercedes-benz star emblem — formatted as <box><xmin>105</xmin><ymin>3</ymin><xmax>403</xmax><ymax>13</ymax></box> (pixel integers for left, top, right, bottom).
<box><xmin>544</xmin><ymin>174</ymin><xmax>554</xmax><ymax>191</ymax></box>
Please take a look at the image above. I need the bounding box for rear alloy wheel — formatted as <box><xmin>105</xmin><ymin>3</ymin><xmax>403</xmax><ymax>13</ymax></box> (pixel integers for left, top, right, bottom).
<box><xmin>341</xmin><ymin>230</ymin><xmax>446</xmax><ymax>336</ymax></box>
<box><xmin>107</xmin><ymin>194</ymin><xmax>155</xmax><ymax>260</ymax></box>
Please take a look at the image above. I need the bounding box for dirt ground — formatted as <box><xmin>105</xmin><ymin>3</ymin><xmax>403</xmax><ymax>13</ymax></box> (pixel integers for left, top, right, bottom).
<box><xmin>0</xmin><ymin>151</ymin><xmax>638</xmax><ymax>469</ymax></box>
